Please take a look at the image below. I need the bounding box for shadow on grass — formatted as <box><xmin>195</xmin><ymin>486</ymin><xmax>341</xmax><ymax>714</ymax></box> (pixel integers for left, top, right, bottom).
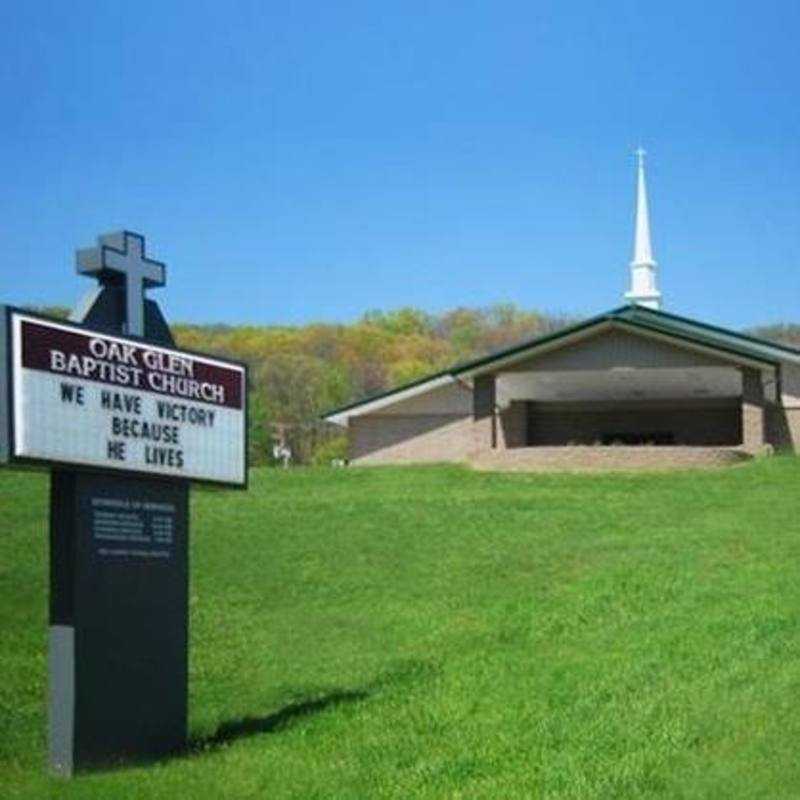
<box><xmin>81</xmin><ymin>690</ymin><xmax>370</xmax><ymax>773</ymax></box>
<box><xmin>83</xmin><ymin>660</ymin><xmax>438</xmax><ymax>772</ymax></box>
<box><xmin>184</xmin><ymin>659</ymin><xmax>438</xmax><ymax>758</ymax></box>
<box><xmin>188</xmin><ymin>689</ymin><xmax>369</xmax><ymax>755</ymax></box>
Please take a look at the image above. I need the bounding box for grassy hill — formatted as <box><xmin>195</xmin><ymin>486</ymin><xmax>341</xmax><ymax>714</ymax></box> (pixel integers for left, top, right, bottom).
<box><xmin>2</xmin><ymin>459</ymin><xmax>800</xmax><ymax>799</ymax></box>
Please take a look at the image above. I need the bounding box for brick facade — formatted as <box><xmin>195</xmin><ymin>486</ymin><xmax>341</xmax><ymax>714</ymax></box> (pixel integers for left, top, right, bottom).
<box><xmin>768</xmin><ymin>407</ymin><xmax>800</xmax><ymax>450</ymax></box>
<box><xmin>345</xmin><ymin>330</ymin><xmax>791</xmax><ymax>465</ymax></box>
<box><xmin>348</xmin><ymin>381</ymin><xmax>480</xmax><ymax>464</ymax></box>
<box><xmin>349</xmin><ymin>413</ymin><xmax>477</xmax><ymax>464</ymax></box>
<box><xmin>499</xmin><ymin>401</ymin><xmax>528</xmax><ymax>448</ymax></box>
<box><xmin>349</xmin><ymin>396</ymin><xmax>750</xmax><ymax>464</ymax></box>
<box><xmin>769</xmin><ymin>361</ymin><xmax>800</xmax><ymax>450</ymax></box>
<box><xmin>741</xmin><ymin>367</ymin><xmax>766</xmax><ymax>452</ymax></box>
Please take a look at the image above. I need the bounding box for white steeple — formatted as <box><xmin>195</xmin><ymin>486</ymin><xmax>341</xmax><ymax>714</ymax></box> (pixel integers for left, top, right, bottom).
<box><xmin>625</xmin><ymin>147</ymin><xmax>662</xmax><ymax>309</ymax></box>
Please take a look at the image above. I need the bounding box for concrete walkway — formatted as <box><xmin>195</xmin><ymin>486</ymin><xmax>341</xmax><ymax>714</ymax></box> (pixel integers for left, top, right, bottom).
<box><xmin>469</xmin><ymin>445</ymin><xmax>753</xmax><ymax>472</ymax></box>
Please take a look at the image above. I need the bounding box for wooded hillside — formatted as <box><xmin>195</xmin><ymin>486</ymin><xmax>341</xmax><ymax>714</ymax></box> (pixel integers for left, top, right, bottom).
<box><xmin>171</xmin><ymin>305</ymin><xmax>577</xmax><ymax>464</ymax></box>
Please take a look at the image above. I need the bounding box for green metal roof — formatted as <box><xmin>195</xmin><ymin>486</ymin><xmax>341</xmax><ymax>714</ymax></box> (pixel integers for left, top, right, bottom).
<box><xmin>324</xmin><ymin>304</ymin><xmax>795</xmax><ymax>420</ymax></box>
<box><xmin>614</xmin><ymin>304</ymin><xmax>800</xmax><ymax>364</ymax></box>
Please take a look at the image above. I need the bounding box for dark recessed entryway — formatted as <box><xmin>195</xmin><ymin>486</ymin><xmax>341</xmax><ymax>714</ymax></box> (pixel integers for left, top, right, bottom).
<box><xmin>525</xmin><ymin>398</ymin><xmax>742</xmax><ymax>447</ymax></box>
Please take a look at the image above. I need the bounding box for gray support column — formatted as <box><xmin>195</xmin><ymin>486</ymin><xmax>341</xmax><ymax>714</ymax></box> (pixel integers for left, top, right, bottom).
<box><xmin>741</xmin><ymin>367</ymin><xmax>766</xmax><ymax>451</ymax></box>
<box><xmin>49</xmin><ymin>625</ymin><xmax>75</xmax><ymax>776</ymax></box>
<box><xmin>473</xmin><ymin>374</ymin><xmax>497</xmax><ymax>449</ymax></box>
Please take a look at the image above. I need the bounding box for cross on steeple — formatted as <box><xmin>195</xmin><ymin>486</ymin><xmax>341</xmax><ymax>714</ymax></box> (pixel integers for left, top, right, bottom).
<box><xmin>76</xmin><ymin>231</ymin><xmax>166</xmax><ymax>337</ymax></box>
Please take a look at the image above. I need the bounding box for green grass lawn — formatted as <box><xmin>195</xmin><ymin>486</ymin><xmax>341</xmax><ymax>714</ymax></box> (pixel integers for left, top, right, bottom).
<box><xmin>2</xmin><ymin>458</ymin><xmax>800</xmax><ymax>799</ymax></box>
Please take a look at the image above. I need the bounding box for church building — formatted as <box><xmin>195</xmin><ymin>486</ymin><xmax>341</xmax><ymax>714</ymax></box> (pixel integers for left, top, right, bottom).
<box><xmin>325</xmin><ymin>153</ymin><xmax>800</xmax><ymax>467</ymax></box>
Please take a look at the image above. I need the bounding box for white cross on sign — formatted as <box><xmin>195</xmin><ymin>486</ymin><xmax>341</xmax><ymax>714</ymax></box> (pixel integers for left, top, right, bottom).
<box><xmin>76</xmin><ymin>231</ymin><xmax>166</xmax><ymax>337</ymax></box>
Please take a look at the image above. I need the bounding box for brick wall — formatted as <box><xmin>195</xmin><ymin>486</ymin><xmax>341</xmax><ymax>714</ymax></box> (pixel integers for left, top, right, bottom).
<box><xmin>349</xmin><ymin>413</ymin><xmax>478</xmax><ymax>463</ymax></box>
<box><xmin>767</xmin><ymin>406</ymin><xmax>800</xmax><ymax>451</ymax></box>
<box><xmin>741</xmin><ymin>367</ymin><xmax>766</xmax><ymax>452</ymax></box>
<box><xmin>348</xmin><ymin>378</ymin><xmax>502</xmax><ymax>464</ymax></box>
<box><xmin>498</xmin><ymin>401</ymin><xmax>527</xmax><ymax>448</ymax></box>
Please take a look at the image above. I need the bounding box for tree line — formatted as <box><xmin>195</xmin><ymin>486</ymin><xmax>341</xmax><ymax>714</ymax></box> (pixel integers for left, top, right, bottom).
<box><xmin>171</xmin><ymin>304</ymin><xmax>578</xmax><ymax>465</ymax></box>
<box><xmin>33</xmin><ymin>304</ymin><xmax>800</xmax><ymax>465</ymax></box>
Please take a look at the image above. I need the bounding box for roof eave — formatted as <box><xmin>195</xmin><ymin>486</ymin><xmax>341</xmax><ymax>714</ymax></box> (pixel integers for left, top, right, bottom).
<box><xmin>324</xmin><ymin>373</ymin><xmax>457</xmax><ymax>426</ymax></box>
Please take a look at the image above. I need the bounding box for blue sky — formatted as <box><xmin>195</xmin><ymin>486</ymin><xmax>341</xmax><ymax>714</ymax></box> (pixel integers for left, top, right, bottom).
<box><xmin>2</xmin><ymin>1</ymin><xmax>799</xmax><ymax>328</ymax></box>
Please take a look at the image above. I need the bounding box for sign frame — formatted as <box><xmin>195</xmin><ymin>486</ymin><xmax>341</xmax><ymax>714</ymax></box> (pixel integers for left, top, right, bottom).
<box><xmin>1</xmin><ymin>305</ymin><xmax>249</xmax><ymax>489</ymax></box>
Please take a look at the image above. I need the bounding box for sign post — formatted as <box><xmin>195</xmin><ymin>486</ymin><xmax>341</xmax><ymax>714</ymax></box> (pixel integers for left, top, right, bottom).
<box><xmin>0</xmin><ymin>231</ymin><xmax>247</xmax><ymax>774</ymax></box>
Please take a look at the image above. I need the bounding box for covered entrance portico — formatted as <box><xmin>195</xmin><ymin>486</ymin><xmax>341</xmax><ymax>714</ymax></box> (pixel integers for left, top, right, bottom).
<box><xmin>471</xmin><ymin>324</ymin><xmax>774</xmax><ymax>455</ymax></box>
<box><xmin>501</xmin><ymin>368</ymin><xmax>744</xmax><ymax>447</ymax></box>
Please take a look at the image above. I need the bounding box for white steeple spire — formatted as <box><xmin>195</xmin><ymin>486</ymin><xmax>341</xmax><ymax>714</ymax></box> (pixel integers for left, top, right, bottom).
<box><xmin>625</xmin><ymin>147</ymin><xmax>662</xmax><ymax>309</ymax></box>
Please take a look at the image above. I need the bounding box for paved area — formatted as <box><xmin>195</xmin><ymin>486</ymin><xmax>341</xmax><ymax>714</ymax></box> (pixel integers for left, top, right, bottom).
<box><xmin>469</xmin><ymin>445</ymin><xmax>753</xmax><ymax>472</ymax></box>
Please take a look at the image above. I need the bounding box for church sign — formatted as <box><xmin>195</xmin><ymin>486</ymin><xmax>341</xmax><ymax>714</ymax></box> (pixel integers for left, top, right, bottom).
<box><xmin>0</xmin><ymin>230</ymin><xmax>250</xmax><ymax>775</ymax></box>
<box><xmin>4</xmin><ymin>309</ymin><xmax>246</xmax><ymax>486</ymax></box>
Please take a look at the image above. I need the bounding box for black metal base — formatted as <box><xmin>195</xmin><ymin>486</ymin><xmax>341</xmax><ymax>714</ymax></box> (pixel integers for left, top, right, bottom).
<box><xmin>49</xmin><ymin>469</ymin><xmax>189</xmax><ymax>774</ymax></box>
